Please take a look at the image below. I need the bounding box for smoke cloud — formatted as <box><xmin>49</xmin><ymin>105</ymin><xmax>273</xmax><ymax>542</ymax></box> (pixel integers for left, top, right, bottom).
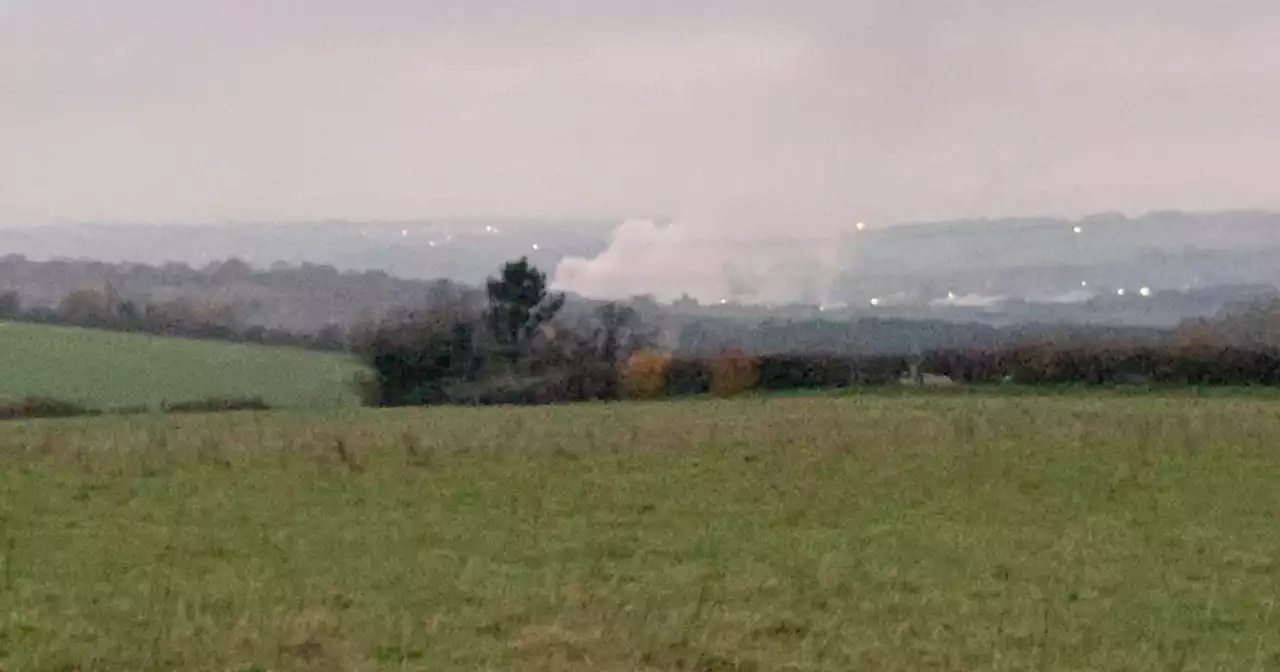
<box><xmin>553</xmin><ymin>204</ymin><xmax>856</xmax><ymax>305</ymax></box>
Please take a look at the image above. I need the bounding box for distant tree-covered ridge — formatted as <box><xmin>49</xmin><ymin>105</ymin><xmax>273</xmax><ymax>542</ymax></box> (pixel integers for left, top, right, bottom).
<box><xmin>0</xmin><ymin>254</ymin><xmax>465</xmax><ymax>335</ymax></box>
<box><xmin>5</xmin><ymin>254</ymin><xmax>1280</xmax><ymax>362</ymax></box>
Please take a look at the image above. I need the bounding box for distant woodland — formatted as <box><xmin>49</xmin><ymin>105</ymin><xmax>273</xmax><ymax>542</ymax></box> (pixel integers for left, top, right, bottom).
<box><xmin>0</xmin><ymin>254</ymin><xmax>448</xmax><ymax>335</ymax></box>
<box><xmin>3</xmin><ymin>254</ymin><xmax>1280</xmax><ymax>358</ymax></box>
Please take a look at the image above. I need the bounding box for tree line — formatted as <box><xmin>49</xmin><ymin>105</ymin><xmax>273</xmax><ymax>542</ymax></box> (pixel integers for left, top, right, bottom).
<box><xmin>0</xmin><ymin>254</ymin><xmax>457</xmax><ymax>335</ymax></box>
<box><xmin>12</xmin><ymin>252</ymin><xmax>1280</xmax><ymax>400</ymax></box>
<box><xmin>0</xmin><ymin>288</ymin><xmax>347</xmax><ymax>351</ymax></box>
<box><xmin>354</xmin><ymin>259</ymin><xmax>1280</xmax><ymax>406</ymax></box>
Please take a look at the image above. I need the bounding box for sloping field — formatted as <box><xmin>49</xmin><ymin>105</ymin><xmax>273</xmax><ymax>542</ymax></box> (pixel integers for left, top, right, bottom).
<box><xmin>0</xmin><ymin>322</ymin><xmax>363</xmax><ymax>408</ymax></box>
<box><xmin>2</xmin><ymin>395</ymin><xmax>1279</xmax><ymax>669</ymax></box>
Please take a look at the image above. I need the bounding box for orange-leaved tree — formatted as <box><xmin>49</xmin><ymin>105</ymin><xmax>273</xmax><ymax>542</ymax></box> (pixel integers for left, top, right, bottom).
<box><xmin>619</xmin><ymin>349</ymin><xmax>671</xmax><ymax>400</ymax></box>
<box><xmin>709</xmin><ymin>347</ymin><xmax>758</xmax><ymax>397</ymax></box>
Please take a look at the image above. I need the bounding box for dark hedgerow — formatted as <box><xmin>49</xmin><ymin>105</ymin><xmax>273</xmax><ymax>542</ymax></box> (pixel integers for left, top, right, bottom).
<box><xmin>0</xmin><ymin>396</ymin><xmax>99</xmax><ymax>421</ymax></box>
<box><xmin>755</xmin><ymin>354</ymin><xmax>855</xmax><ymax>391</ymax></box>
<box><xmin>0</xmin><ymin>396</ymin><xmax>274</xmax><ymax>422</ymax></box>
<box><xmin>664</xmin><ymin>357</ymin><xmax>713</xmax><ymax>396</ymax></box>
<box><xmin>853</xmin><ymin>355</ymin><xmax>913</xmax><ymax>385</ymax></box>
<box><xmin>920</xmin><ymin>345</ymin><xmax>1280</xmax><ymax>387</ymax></box>
<box><xmin>750</xmin><ymin>354</ymin><xmax>909</xmax><ymax>389</ymax></box>
<box><xmin>163</xmin><ymin>397</ymin><xmax>272</xmax><ymax>414</ymax></box>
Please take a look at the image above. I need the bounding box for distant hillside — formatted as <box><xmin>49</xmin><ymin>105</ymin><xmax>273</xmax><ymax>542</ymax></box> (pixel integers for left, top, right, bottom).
<box><xmin>837</xmin><ymin>209</ymin><xmax>1280</xmax><ymax>308</ymax></box>
<box><xmin>0</xmin><ymin>254</ymin><xmax>467</xmax><ymax>334</ymax></box>
<box><xmin>0</xmin><ymin>322</ymin><xmax>363</xmax><ymax>408</ymax></box>
<box><xmin>4</xmin><ymin>210</ymin><xmax>1279</xmax><ymax>320</ymax></box>
<box><xmin>1</xmin><ymin>210</ymin><xmax>1278</xmax><ymax>335</ymax></box>
<box><xmin>0</xmin><ymin>219</ymin><xmax>616</xmax><ymax>285</ymax></box>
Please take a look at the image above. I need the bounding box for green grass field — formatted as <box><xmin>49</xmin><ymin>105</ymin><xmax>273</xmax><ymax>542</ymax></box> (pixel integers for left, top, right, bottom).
<box><xmin>0</xmin><ymin>322</ymin><xmax>364</xmax><ymax>409</ymax></box>
<box><xmin>3</xmin><ymin>396</ymin><xmax>1280</xmax><ymax>670</ymax></box>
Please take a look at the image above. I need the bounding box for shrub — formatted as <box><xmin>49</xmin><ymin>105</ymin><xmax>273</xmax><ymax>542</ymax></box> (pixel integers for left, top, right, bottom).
<box><xmin>0</xmin><ymin>396</ymin><xmax>98</xmax><ymax>421</ymax></box>
<box><xmin>921</xmin><ymin>349</ymin><xmax>1011</xmax><ymax>384</ymax></box>
<box><xmin>852</xmin><ymin>355</ymin><xmax>912</xmax><ymax>385</ymax></box>
<box><xmin>918</xmin><ymin>344</ymin><xmax>1280</xmax><ymax>387</ymax></box>
<box><xmin>355</xmin><ymin>309</ymin><xmax>484</xmax><ymax>407</ymax></box>
<box><xmin>620</xmin><ymin>349</ymin><xmax>672</xmax><ymax>399</ymax></box>
<box><xmin>709</xmin><ymin>348</ymin><xmax>759</xmax><ymax>397</ymax></box>
<box><xmin>666</xmin><ymin>357</ymin><xmax>713</xmax><ymax>396</ymax></box>
<box><xmin>164</xmin><ymin>397</ymin><xmax>271</xmax><ymax>414</ymax></box>
<box><xmin>756</xmin><ymin>354</ymin><xmax>854</xmax><ymax>391</ymax></box>
<box><xmin>444</xmin><ymin>373</ymin><xmax>577</xmax><ymax>406</ymax></box>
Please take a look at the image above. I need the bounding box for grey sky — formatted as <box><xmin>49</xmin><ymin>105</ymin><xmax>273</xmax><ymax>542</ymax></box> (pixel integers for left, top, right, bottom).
<box><xmin>3</xmin><ymin>0</ymin><xmax>1279</xmax><ymax>226</ymax></box>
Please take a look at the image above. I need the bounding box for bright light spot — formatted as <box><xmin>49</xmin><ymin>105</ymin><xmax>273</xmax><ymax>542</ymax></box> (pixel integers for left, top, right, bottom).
<box><xmin>946</xmin><ymin>291</ymin><xmax>956</xmax><ymax>301</ymax></box>
<box><xmin>870</xmin><ymin>297</ymin><xmax>881</xmax><ymax>306</ymax></box>
<box><xmin>1139</xmin><ymin>286</ymin><xmax>1151</xmax><ymax>297</ymax></box>
<box><xmin>400</xmin><ymin>229</ymin><xmax>409</xmax><ymax>237</ymax></box>
<box><xmin>531</xmin><ymin>243</ymin><xmax>540</xmax><ymax>251</ymax></box>
<box><xmin>818</xmin><ymin>305</ymin><xmax>826</xmax><ymax>312</ymax></box>
<box><xmin>427</xmin><ymin>240</ymin><xmax>436</xmax><ymax>248</ymax></box>
<box><xmin>484</xmin><ymin>225</ymin><xmax>493</xmax><ymax>232</ymax></box>
<box><xmin>1081</xmin><ymin>281</ymin><xmax>1089</xmax><ymax>287</ymax></box>
<box><xmin>855</xmin><ymin>221</ymin><xmax>867</xmax><ymax>231</ymax></box>
<box><xmin>718</xmin><ymin>298</ymin><xmax>728</xmax><ymax>305</ymax></box>
<box><xmin>1072</xmin><ymin>225</ymin><xmax>1083</xmax><ymax>234</ymax></box>
<box><xmin>1116</xmin><ymin>288</ymin><xmax>1127</xmax><ymax>296</ymax></box>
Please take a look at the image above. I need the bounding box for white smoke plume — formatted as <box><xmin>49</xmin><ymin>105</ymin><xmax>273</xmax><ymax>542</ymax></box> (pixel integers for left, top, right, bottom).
<box><xmin>553</xmin><ymin>204</ymin><xmax>857</xmax><ymax>306</ymax></box>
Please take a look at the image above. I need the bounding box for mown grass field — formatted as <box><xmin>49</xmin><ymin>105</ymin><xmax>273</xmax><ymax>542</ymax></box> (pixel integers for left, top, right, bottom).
<box><xmin>3</xmin><ymin>395</ymin><xmax>1280</xmax><ymax>670</ymax></box>
<box><xmin>0</xmin><ymin>322</ymin><xmax>364</xmax><ymax>409</ymax></box>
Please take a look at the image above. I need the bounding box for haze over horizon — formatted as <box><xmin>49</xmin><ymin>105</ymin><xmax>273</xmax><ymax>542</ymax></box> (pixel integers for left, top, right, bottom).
<box><xmin>6</xmin><ymin>1</ymin><xmax>1280</xmax><ymax>301</ymax></box>
<box><xmin>6</xmin><ymin>0</ymin><xmax>1280</xmax><ymax>225</ymax></box>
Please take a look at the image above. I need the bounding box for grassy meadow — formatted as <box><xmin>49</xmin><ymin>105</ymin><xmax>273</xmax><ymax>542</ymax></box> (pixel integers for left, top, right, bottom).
<box><xmin>0</xmin><ymin>322</ymin><xmax>364</xmax><ymax>409</ymax></box>
<box><xmin>3</xmin><ymin>396</ymin><xmax>1280</xmax><ymax>670</ymax></box>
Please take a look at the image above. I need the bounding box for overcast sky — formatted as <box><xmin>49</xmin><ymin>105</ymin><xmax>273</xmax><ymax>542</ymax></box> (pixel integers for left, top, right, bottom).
<box><xmin>3</xmin><ymin>0</ymin><xmax>1280</xmax><ymax>226</ymax></box>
